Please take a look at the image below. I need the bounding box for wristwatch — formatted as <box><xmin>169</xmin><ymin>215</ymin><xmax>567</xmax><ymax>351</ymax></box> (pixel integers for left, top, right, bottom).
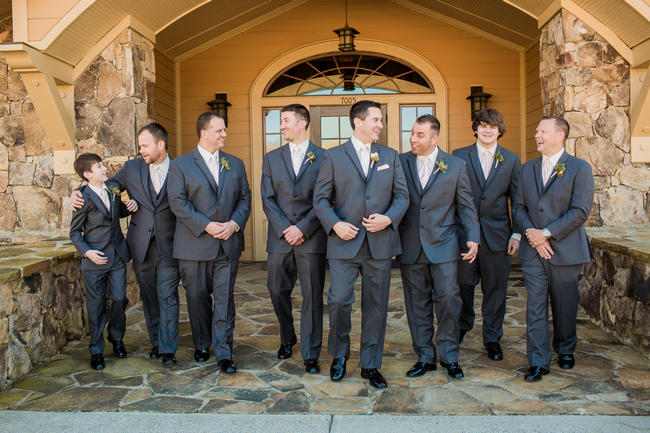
<box><xmin>542</xmin><ymin>228</ymin><xmax>552</xmax><ymax>239</ymax></box>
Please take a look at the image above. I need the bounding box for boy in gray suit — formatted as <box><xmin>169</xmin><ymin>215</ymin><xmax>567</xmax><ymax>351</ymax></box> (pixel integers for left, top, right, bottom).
<box><xmin>70</xmin><ymin>153</ymin><xmax>136</xmax><ymax>370</ymax></box>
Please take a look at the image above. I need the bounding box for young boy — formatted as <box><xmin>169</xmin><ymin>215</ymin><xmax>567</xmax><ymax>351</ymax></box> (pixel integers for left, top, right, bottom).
<box><xmin>70</xmin><ymin>153</ymin><xmax>136</xmax><ymax>370</ymax></box>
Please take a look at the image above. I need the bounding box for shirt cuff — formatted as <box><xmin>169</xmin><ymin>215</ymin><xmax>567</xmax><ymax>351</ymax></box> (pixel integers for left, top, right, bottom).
<box><xmin>510</xmin><ymin>233</ymin><xmax>522</xmax><ymax>241</ymax></box>
<box><xmin>231</xmin><ymin>221</ymin><xmax>240</xmax><ymax>232</ymax></box>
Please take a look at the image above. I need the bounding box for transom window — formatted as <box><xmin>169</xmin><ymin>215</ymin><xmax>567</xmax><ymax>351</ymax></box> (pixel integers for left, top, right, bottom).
<box><xmin>265</xmin><ymin>52</ymin><xmax>434</xmax><ymax>97</ymax></box>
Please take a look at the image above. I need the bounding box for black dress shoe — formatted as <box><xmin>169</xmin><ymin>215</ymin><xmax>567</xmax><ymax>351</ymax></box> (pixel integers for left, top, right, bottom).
<box><xmin>108</xmin><ymin>338</ymin><xmax>127</xmax><ymax>358</ymax></box>
<box><xmin>485</xmin><ymin>342</ymin><xmax>503</xmax><ymax>361</ymax></box>
<box><xmin>161</xmin><ymin>353</ymin><xmax>177</xmax><ymax>366</ymax></box>
<box><xmin>304</xmin><ymin>359</ymin><xmax>320</xmax><ymax>374</ymax></box>
<box><xmin>149</xmin><ymin>347</ymin><xmax>159</xmax><ymax>359</ymax></box>
<box><xmin>558</xmin><ymin>354</ymin><xmax>575</xmax><ymax>369</ymax></box>
<box><xmin>524</xmin><ymin>366</ymin><xmax>550</xmax><ymax>381</ymax></box>
<box><xmin>90</xmin><ymin>354</ymin><xmax>105</xmax><ymax>370</ymax></box>
<box><xmin>361</xmin><ymin>368</ymin><xmax>388</xmax><ymax>389</ymax></box>
<box><xmin>218</xmin><ymin>358</ymin><xmax>237</xmax><ymax>373</ymax></box>
<box><xmin>277</xmin><ymin>335</ymin><xmax>297</xmax><ymax>360</ymax></box>
<box><xmin>406</xmin><ymin>361</ymin><xmax>437</xmax><ymax>377</ymax></box>
<box><xmin>440</xmin><ymin>361</ymin><xmax>464</xmax><ymax>378</ymax></box>
<box><xmin>459</xmin><ymin>329</ymin><xmax>468</xmax><ymax>344</ymax></box>
<box><xmin>330</xmin><ymin>356</ymin><xmax>348</xmax><ymax>381</ymax></box>
<box><xmin>194</xmin><ymin>349</ymin><xmax>210</xmax><ymax>362</ymax></box>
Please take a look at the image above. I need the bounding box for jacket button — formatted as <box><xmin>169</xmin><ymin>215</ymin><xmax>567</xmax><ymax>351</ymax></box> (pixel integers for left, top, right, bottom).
<box><xmin>539</xmin><ymin>209</ymin><xmax>544</xmax><ymax>212</ymax></box>
<box><xmin>481</xmin><ymin>196</ymin><xmax>486</xmax><ymax>200</ymax></box>
<box><xmin>421</xmin><ymin>206</ymin><xmax>425</xmax><ymax>210</ymax></box>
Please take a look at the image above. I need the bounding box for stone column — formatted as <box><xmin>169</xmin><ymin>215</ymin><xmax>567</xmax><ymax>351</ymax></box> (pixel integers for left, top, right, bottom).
<box><xmin>539</xmin><ymin>10</ymin><xmax>649</xmax><ymax>226</ymax></box>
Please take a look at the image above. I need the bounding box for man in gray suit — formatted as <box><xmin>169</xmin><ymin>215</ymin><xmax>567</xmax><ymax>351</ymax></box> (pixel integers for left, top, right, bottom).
<box><xmin>167</xmin><ymin>112</ymin><xmax>251</xmax><ymax>373</ymax></box>
<box><xmin>398</xmin><ymin>115</ymin><xmax>479</xmax><ymax>379</ymax></box>
<box><xmin>453</xmin><ymin>109</ymin><xmax>521</xmax><ymax>361</ymax></box>
<box><xmin>314</xmin><ymin>100</ymin><xmax>409</xmax><ymax>389</ymax></box>
<box><xmin>261</xmin><ymin>104</ymin><xmax>326</xmax><ymax>374</ymax></box>
<box><xmin>514</xmin><ymin>115</ymin><xmax>593</xmax><ymax>381</ymax></box>
<box><xmin>71</xmin><ymin>123</ymin><xmax>181</xmax><ymax>366</ymax></box>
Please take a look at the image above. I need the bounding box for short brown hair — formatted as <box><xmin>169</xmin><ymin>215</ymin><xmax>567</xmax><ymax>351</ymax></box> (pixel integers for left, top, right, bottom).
<box><xmin>416</xmin><ymin>114</ymin><xmax>440</xmax><ymax>135</ymax></box>
<box><xmin>472</xmin><ymin>109</ymin><xmax>506</xmax><ymax>139</ymax></box>
<box><xmin>196</xmin><ymin>112</ymin><xmax>225</xmax><ymax>138</ymax></box>
<box><xmin>281</xmin><ymin>104</ymin><xmax>310</xmax><ymax>128</ymax></box>
<box><xmin>138</xmin><ymin>122</ymin><xmax>169</xmax><ymax>150</ymax></box>
<box><xmin>542</xmin><ymin>115</ymin><xmax>570</xmax><ymax>143</ymax></box>
<box><xmin>349</xmin><ymin>100</ymin><xmax>381</xmax><ymax>129</ymax></box>
<box><xmin>74</xmin><ymin>153</ymin><xmax>102</xmax><ymax>181</ymax></box>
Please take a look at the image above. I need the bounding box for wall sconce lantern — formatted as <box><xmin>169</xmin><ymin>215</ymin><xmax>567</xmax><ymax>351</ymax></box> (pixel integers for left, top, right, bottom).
<box><xmin>333</xmin><ymin>0</ymin><xmax>359</xmax><ymax>52</ymax></box>
<box><xmin>466</xmin><ymin>86</ymin><xmax>492</xmax><ymax>119</ymax></box>
<box><xmin>206</xmin><ymin>93</ymin><xmax>232</xmax><ymax>126</ymax></box>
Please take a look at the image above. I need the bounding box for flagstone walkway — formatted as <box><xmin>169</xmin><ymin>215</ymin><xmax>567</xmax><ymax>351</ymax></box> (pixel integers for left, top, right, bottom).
<box><xmin>0</xmin><ymin>262</ymin><xmax>648</xmax><ymax>415</ymax></box>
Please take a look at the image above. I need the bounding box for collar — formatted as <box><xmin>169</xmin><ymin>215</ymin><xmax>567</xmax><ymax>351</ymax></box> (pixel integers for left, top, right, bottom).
<box><xmin>150</xmin><ymin>154</ymin><xmax>170</xmax><ymax>173</ymax></box>
<box><xmin>476</xmin><ymin>142</ymin><xmax>497</xmax><ymax>156</ymax></box>
<box><xmin>417</xmin><ymin>146</ymin><xmax>438</xmax><ymax>165</ymax></box>
<box><xmin>542</xmin><ymin>148</ymin><xmax>564</xmax><ymax>167</ymax></box>
<box><xmin>288</xmin><ymin>139</ymin><xmax>309</xmax><ymax>153</ymax></box>
<box><xmin>88</xmin><ymin>183</ymin><xmax>108</xmax><ymax>197</ymax></box>
<box><xmin>351</xmin><ymin>135</ymin><xmax>371</xmax><ymax>153</ymax></box>
<box><xmin>197</xmin><ymin>145</ymin><xmax>219</xmax><ymax>163</ymax></box>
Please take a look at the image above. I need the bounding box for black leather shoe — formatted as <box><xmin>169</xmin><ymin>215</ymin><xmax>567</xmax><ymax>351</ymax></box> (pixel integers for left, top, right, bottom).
<box><xmin>108</xmin><ymin>338</ymin><xmax>127</xmax><ymax>358</ymax></box>
<box><xmin>90</xmin><ymin>354</ymin><xmax>105</xmax><ymax>370</ymax></box>
<box><xmin>524</xmin><ymin>366</ymin><xmax>550</xmax><ymax>381</ymax></box>
<box><xmin>194</xmin><ymin>349</ymin><xmax>210</xmax><ymax>362</ymax></box>
<box><xmin>161</xmin><ymin>353</ymin><xmax>176</xmax><ymax>366</ymax></box>
<box><xmin>558</xmin><ymin>354</ymin><xmax>575</xmax><ymax>369</ymax></box>
<box><xmin>406</xmin><ymin>361</ymin><xmax>437</xmax><ymax>377</ymax></box>
<box><xmin>304</xmin><ymin>359</ymin><xmax>320</xmax><ymax>374</ymax></box>
<box><xmin>277</xmin><ymin>335</ymin><xmax>297</xmax><ymax>360</ymax></box>
<box><xmin>149</xmin><ymin>346</ymin><xmax>159</xmax><ymax>359</ymax></box>
<box><xmin>440</xmin><ymin>361</ymin><xmax>464</xmax><ymax>378</ymax></box>
<box><xmin>361</xmin><ymin>368</ymin><xmax>388</xmax><ymax>389</ymax></box>
<box><xmin>330</xmin><ymin>356</ymin><xmax>348</xmax><ymax>381</ymax></box>
<box><xmin>459</xmin><ymin>329</ymin><xmax>468</xmax><ymax>344</ymax></box>
<box><xmin>218</xmin><ymin>358</ymin><xmax>237</xmax><ymax>373</ymax></box>
<box><xmin>485</xmin><ymin>342</ymin><xmax>503</xmax><ymax>361</ymax></box>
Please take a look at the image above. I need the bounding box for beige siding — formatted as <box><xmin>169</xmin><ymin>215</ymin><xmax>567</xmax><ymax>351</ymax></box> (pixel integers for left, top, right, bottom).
<box><xmin>154</xmin><ymin>49</ymin><xmax>176</xmax><ymax>155</ymax></box>
<box><xmin>525</xmin><ymin>41</ymin><xmax>542</xmax><ymax>163</ymax></box>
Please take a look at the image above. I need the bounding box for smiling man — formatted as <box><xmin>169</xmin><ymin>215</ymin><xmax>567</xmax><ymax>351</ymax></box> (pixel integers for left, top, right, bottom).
<box><xmin>452</xmin><ymin>109</ymin><xmax>522</xmax><ymax>362</ymax></box>
<box><xmin>313</xmin><ymin>100</ymin><xmax>409</xmax><ymax>389</ymax></box>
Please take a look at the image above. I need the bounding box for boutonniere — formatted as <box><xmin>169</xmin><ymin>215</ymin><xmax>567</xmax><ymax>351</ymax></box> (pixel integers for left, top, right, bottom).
<box><xmin>370</xmin><ymin>152</ymin><xmax>379</xmax><ymax>168</ymax></box>
<box><xmin>304</xmin><ymin>151</ymin><xmax>316</xmax><ymax>165</ymax></box>
<box><xmin>220</xmin><ymin>157</ymin><xmax>231</xmax><ymax>171</ymax></box>
<box><xmin>495</xmin><ymin>151</ymin><xmax>504</xmax><ymax>167</ymax></box>
<box><xmin>432</xmin><ymin>160</ymin><xmax>448</xmax><ymax>176</ymax></box>
<box><xmin>108</xmin><ymin>186</ymin><xmax>121</xmax><ymax>196</ymax></box>
<box><xmin>552</xmin><ymin>162</ymin><xmax>565</xmax><ymax>179</ymax></box>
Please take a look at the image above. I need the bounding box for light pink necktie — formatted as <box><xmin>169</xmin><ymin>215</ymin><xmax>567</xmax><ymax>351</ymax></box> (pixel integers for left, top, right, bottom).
<box><xmin>151</xmin><ymin>166</ymin><xmax>162</xmax><ymax>194</ymax></box>
<box><xmin>418</xmin><ymin>157</ymin><xmax>430</xmax><ymax>188</ymax></box>
<box><xmin>481</xmin><ymin>151</ymin><xmax>492</xmax><ymax>179</ymax></box>
<box><xmin>208</xmin><ymin>156</ymin><xmax>219</xmax><ymax>185</ymax></box>
<box><xmin>100</xmin><ymin>189</ymin><xmax>110</xmax><ymax>210</ymax></box>
<box><xmin>542</xmin><ymin>159</ymin><xmax>553</xmax><ymax>185</ymax></box>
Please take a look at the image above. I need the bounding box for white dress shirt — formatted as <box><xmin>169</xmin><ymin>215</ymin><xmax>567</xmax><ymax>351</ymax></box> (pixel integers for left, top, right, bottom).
<box><xmin>351</xmin><ymin>135</ymin><xmax>371</xmax><ymax>176</ymax></box>
<box><xmin>542</xmin><ymin>149</ymin><xmax>565</xmax><ymax>185</ymax></box>
<box><xmin>150</xmin><ymin>155</ymin><xmax>170</xmax><ymax>194</ymax></box>
<box><xmin>288</xmin><ymin>139</ymin><xmax>309</xmax><ymax>176</ymax></box>
<box><xmin>476</xmin><ymin>142</ymin><xmax>497</xmax><ymax>179</ymax></box>
<box><xmin>88</xmin><ymin>183</ymin><xmax>110</xmax><ymax>211</ymax></box>
<box><xmin>197</xmin><ymin>145</ymin><xmax>220</xmax><ymax>185</ymax></box>
<box><xmin>416</xmin><ymin>146</ymin><xmax>438</xmax><ymax>188</ymax></box>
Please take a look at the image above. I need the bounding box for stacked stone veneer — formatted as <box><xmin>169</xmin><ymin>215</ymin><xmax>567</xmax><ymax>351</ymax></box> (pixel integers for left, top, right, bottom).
<box><xmin>540</xmin><ymin>10</ymin><xmax>649</xmax><ymax>227</ymax></box>
<box><xmin>0</xmin><ymin>242</ymin><xmax>138</xmax><ymax>389</ymax></box>
<box><xmin>0</xmin><ymin>22</ymin><xmax>155</xmax><ymax>244</ymax></box>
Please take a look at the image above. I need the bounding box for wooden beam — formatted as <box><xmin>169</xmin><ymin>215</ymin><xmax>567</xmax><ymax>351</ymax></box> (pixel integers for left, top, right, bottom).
<box><xmin>631</xmin><ymin>67</ymin><xmax>650</xmax><ymax>163</ymax></box>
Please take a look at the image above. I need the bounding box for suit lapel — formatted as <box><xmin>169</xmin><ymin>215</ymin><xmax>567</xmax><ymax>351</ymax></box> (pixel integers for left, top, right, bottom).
<box><xmin>192</xmin><ymin>148</ymin><xmax>218</xmax><ymax>195</ymax></box>
<box><xmin>423</xmin><ymin>148</ymin><xmax>445</xmax><ymax>193</ymax></box>
<box><xmin>406</xmin><ymin>152</ymin><xmax>423</xmax><ymax>196</ymax></box>
<box><xmin>343</xmin><ymin>141</ymin><xmax>367</xmax><ymax>182</ymax></box>
<box><xmin>295</xmin><ymin>141</ymin><xmax>316</xmax><ymax>182</ymax></box>
<box><xmin>87</xmin><ymin>188</ymin><xmax>110</xmax><ymax>219</ymax></box>
<box><xmin>543</xmin><ymin>151</ymin><xmax>569</xmax><ymax>194</ymax></box>
<box><xmin>483</xmin><ymin>146</ymin><xmax>502</xmax><ymax>190</ymax></box>
<box><xmin>280</xmin><ymin>144</ymin><xmax>296</xmax><ymax>181</ymax></box>
<box><xmin>533</xmin><ymin>158</ymin><xmax>543</xmax><ymax>197</ymax></box>
<box><xmin>365</xmin><ymin>142</ymin><xmax>381</xmax><ymax>184</ymax></box>
<box><xmin>156</xmin><ymin>171</ymin><xmax>168</xmax><ymax>206</ymax></box>
<box><xmin>140</xmin><ymin>161</ymin><xmax>157</xmax><ymax>206</ymax></box>
<box><xmin>468</xmin><ymin>145</ymin><xmax>486</xmax><ymax>189</ymax></box>
<box><xmin>217</xmin><ymin>151</ymin><xmax>230</xmax><ymax>199</ymax></box>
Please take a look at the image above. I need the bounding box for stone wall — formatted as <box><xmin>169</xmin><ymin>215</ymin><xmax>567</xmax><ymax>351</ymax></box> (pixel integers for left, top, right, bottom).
<box><xmin>580</xmin><ymin>228</ymin><xmax>649</xmax><ymax>354</ymax></box>
<box><xmin>0</xmin><ymin>241</ymin><xmax>139</xmax><ymax>389</ymax></box>
<box><xmin>0</xmin><ymin>24</ymin><xmax>155</xmax><ymax>245</ymax></box>
<box><xmin>539</xmin><ymin>10</ymin><xmax>649</xmax><ymax>227</ymax></box>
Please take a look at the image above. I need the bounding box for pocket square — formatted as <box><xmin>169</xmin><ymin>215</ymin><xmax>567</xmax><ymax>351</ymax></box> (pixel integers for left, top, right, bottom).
<box><xmin>377</xmin><ymin>164</ymin><xmax>390</xmax><ymax>171</ymax></box>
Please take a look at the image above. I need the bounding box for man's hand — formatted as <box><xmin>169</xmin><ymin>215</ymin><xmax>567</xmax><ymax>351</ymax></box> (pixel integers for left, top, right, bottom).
<box><xmin>535</xmin><ymin>240</ymin><xmax>554</xmax><ymax>260</ymax></box>
<box><xmin>507</xmin><ymin>238</ymin><xmax>520</xmax><ymax>256</ymax></box>
<box><xmin>361</xmin><ymin>214</ymin><xmax>392</xmax><ymax>232</ymax></box>
<box><xmin>333</xmin><ymin>221</ymin><xmax>359</xmax><ymax>240</ymax></box>
<box><xmin>85</xmin><ymin>249</ymin><xmax>108</xmax><ymax>265</ymax></box>
<box><xmin>205</xmin><ymin>221</ymin><xmax>221</xmax><ymax>237</ymax></box>
<box><xmin>70</xmin><ymin>190</ymin><xmax>84</xmax><ymax>210</ymax></box>
<box><xmin>213</xmin><ymin>221</ymin><xmax>238</xmax><ymax>240</ymax></box>
<box><xmin>526</xmin><ymin>228</ymin><xmax>547</xmax><ymax>248</ymax></box>
<box><xmin>126</xmin><ymin>199</ymin><xmax>138</xmax><ymax>213</ymax></box>
<box><xmin>283</xmin><ymin>225</ymin><xmax>305</xmax><ymax>246</ymax></box>
<box><xmin>461</xmin><ymin>241</ymin><xmax>479</xmax><ymax>263</ymax></box>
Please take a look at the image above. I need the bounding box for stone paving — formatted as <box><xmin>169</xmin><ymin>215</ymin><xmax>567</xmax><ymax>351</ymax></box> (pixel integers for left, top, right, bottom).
<box><xmin>0</xmin><ymin>262</ymin><xmax>648</xmax><ymax>415</ymax></box>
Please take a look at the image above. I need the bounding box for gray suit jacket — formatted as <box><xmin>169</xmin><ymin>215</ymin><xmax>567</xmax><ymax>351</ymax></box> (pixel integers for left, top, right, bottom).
<box><xmin>106</xmin><ymin>158</ymin><xmax>177</xmax><ymax>266</ymax></box>
<box><xmin>398</xmin><ymin>149</ymin><xmax>480</xmax><ymax>265</ymax></box>
<box><xmin>167</xmin><ymin>148</ymin><xmax>251</xmax><ymax>261</ymax></box>
<box><xmin>452</xmin><ymin>144</ymin><xmax>521</xmax><ymax>252</ymax></box>
<box><xmin>313</xmin><ymin>140</ymin><xmax>409</xmax><ymax>260</ymax></box>
<box><xmin>261</xmin><ymin>141</ymin><xmax>326</xmax><ymax>254</ymax></box>
<box><xmin>514</xmin><ymin>152</ymin><xmax>594</xmax><ymax>266</ymax></box>
<box><xmin>70</xmin><ymin>187</ymin><xmax>131</xmax><ymax>271</ymax></box>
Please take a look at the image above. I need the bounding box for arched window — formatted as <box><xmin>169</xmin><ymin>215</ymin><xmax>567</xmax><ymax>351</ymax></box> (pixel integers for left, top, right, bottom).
<box><xmin>264</xmin><ymin>52</ymin><xmax>434</xmax><ymax>96</ymax></box>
